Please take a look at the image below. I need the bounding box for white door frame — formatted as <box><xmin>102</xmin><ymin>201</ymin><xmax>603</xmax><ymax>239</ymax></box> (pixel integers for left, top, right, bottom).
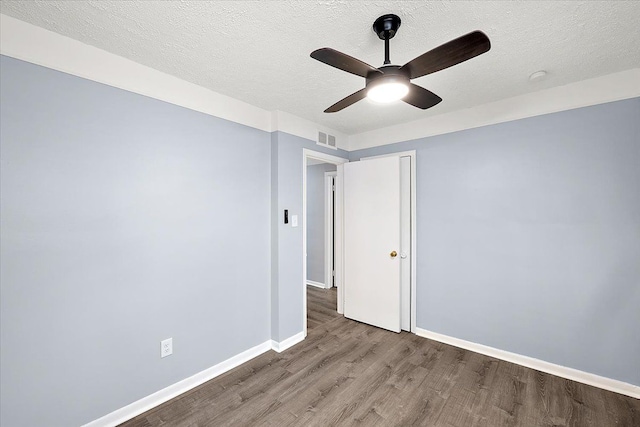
<box><xmin>324</xmin><ymin>171</ymin><xmax>337</xmax><ymax>290</ymax></box>
<box><xmin>360</xmin><ymin>150</ymin><xmax>417</xmax><ymax>333</ymax></box>
<box><xmin>336</xmin><ymin>164</ymin><xmax>345</xmax><ymax>315</ymax></box>
<box><xmin>303</xmin><ymin>149</ymin><xmax>348</xmax><ymax>336</ymax></box>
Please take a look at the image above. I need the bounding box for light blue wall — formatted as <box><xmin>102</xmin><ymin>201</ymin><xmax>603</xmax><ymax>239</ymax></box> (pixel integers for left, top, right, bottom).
<box><xmin>306</xmin><ymin>163</ymin><xmax>337</xmax><ymax>284</ymax></box>
<box><xmin>350</xmin><ymin>97</ymin><xmax>640</xmax><ymax>386</ymax></box>
<box><xmin>2</xmin><ymin>49</ymin><xmax>637</xmax><ymax>427</ymax></box>
<box><xmin>0</xmin><ymin>56</ymin><xmax>271</xmax><ymax>426</ymax></box>
<box><xmin>270</xmin><ymin>132</ymin><xmax>347</xmax><ymax>341</ymax></box>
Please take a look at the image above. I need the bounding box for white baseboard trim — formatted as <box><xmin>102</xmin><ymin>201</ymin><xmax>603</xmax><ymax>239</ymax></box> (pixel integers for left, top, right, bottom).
<box><xmin>306</xmin><ymin>280</ymin><xmax>328</xmax><ymax>289</ymax></box>
<box><xmin>415</xmin><ymin>327</ymin><xmax>640</xmax><ymax>399</ymax></box>
<box><xmin>82</xmin><ymin>340</ymin><xmax>272</xmax><ymax>427</ymax></box>
<box><xmin>271</xmin><ymin>331</ymin><xmax>305</xmax><ymax>353</ymax></box>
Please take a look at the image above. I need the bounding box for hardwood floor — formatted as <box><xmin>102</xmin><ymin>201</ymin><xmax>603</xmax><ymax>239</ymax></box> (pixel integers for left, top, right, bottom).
<box><xmin>122</xmin><ymin>287</ymin><xmax>639</xmax><ymax>426</ymax></box>
<box><xmin>307</xmin><ymin>285</ymin><xmax>340</xmax><ymax>331</ymax></box>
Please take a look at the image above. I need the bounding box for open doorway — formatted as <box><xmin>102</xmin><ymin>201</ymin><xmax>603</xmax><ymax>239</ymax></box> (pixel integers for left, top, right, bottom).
<box><xmin>302</xmin><ymin>149</ymin><xmax>348</xmax><ymax>336</ymax></box>
<box><xmin>306</xmin><ymin>159</ymin><xmax>338</xmax><ymax>331</ymax></box>
<box><xmin>302</xmin><ymin>148</ymin><xmax>416</xmax><ymax>337</ymax></box>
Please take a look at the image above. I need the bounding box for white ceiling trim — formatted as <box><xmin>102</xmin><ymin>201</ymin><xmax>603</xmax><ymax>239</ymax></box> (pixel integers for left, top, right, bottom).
<box><xmin>0</xmin><ymin>14</ymin><xmax>271</xmax><ymax>132</ymax></box>
<box><xmin>2</xmin><ymin>1</ymin><xmax>640</xmax><ymax>136</ymax></box>
<box><xmin>349</xmin><ymin>68</ymin><xmax>640</xmax><ymax>151</ymax></box>
<box><xmin>2</xmin><ymin>14</ymin><xmax>638</xmax><ymax>154</ymax></box>
<box><xmin>0</xmin><ymin>14</ymin><xmax>349</xmax><ymax>149</ymax></box>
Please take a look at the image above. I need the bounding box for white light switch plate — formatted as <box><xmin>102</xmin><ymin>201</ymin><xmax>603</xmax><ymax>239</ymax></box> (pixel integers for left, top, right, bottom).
<box><xmin>291</xmin><ymin>215</ymin><xmax>298</xmax><ymax>227</ymax></box>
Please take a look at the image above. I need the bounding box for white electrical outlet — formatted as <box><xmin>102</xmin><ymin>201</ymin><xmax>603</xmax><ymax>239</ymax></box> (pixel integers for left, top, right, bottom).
<box><xmin>161</xmin><ymin>338</ymin><xmax>173</xmax><ymax>358</ymax></box>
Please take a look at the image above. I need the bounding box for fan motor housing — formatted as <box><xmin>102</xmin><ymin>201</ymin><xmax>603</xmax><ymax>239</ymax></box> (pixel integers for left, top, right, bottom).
<box><xmin>366</xmin><ymin>65</ymin><xmax>410</xmax><ymax>88</ymax></box>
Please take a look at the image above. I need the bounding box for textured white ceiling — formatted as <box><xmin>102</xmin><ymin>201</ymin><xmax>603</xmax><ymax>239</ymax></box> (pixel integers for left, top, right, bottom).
<box><xmin>2</xmin><ymin>1</ymin><xmax>639</xmax><ymax>135</ymax></box>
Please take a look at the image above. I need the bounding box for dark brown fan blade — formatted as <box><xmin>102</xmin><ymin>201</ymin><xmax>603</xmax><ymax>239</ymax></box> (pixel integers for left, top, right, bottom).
<box><xmin>403</xmin><ymin>84</ymin><xmax>442</xmax><ymax>110</ymax></box>
<box><xmin>311</xmin><ymin>48</ymin><xmax>383</xmax><ymax>78</ymax></box>
<box><xmin>324</xmin><ymin>88</ymin><xmax>368</xmax><ymax>113</ymax></box>
<box><xmin>400</xmin><ymin>31</ymin><xmax>490</xmax><ymax>80</ymax></box>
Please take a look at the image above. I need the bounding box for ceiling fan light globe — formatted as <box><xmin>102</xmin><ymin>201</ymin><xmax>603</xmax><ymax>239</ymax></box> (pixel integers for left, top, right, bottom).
<box><xmin>367</xmin><ymin>82</ymin><xmax>409</xmax><ymax>103</ymax></box>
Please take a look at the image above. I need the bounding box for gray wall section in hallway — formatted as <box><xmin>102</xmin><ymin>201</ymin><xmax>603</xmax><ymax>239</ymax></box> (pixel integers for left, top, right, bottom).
<box><xmin>306</xmin><ymin>163</ymin><xmax>337</xmax><ymax>284</ymax></box>
<box><xmin>0</xmin><ymin>55</ymin><xmax>271</xmax><ymax>426</ymax></box>
<box><xmin>349</xmin><ymin>97</ymin><xmax>640</xmax><ymax>386</ymax></box>
<box><xmin>271</xmin><ymin>132</ymin><xmax>348</xmax><ymax>341</ymax></box>
<box><xmin>270</xmin><ymin>133</ymin><xmax>280</xmax><ymax>341</ymax></box>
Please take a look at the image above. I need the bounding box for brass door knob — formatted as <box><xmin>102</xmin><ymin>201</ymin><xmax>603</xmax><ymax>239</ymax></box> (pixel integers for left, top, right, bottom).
<box><xmin>390</xmin><ymin>250</ymin><xmax>398</xmax><ymax>258</ymax></box>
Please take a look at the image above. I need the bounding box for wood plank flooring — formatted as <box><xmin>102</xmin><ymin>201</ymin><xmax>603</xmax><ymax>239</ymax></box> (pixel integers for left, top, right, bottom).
<box><xmin>307</xmin><ymin>285</ymin><xmax>340</xmax><ymax>331</ymax></box>
<box><xmin>122</xmin><ymin>286</ymin><xmax>639</xmax><ymax>426</ymax></box>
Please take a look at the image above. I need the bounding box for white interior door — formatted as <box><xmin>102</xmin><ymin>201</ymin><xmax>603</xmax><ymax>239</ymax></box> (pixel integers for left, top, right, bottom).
<box><xmin>343</xmin><ymin>156</ymin><xmax>401</xmax><ymax>332</ymax></box>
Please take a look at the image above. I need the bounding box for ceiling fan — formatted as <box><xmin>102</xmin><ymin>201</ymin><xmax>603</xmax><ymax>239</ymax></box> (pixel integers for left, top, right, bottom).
<box><xmin>310</xmin><ymin>14</ymin><xmax>491</xmax><ymax>113</ymax></box>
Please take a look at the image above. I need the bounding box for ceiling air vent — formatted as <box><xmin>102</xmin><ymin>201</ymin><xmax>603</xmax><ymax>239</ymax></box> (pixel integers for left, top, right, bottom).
<box><xmin>317</xmin><ymin>131</ymin><xmax>337</xmax><ymax>150</ymax></box>
<box><xmin>328</xmin><ymin>134</ymin><xmax>336</xmax><ymax>148</ymax></box>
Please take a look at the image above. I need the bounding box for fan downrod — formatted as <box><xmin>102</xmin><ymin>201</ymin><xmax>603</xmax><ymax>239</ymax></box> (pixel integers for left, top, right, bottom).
<box><xmin>372</xmin><ymin>14</ymin><xmax>401</xmax><ymax>40</ymax></box>
<box><xmin>373</xmin><ymin>14</ymin><xmax>401</xmax><ymax>65</ymax></box>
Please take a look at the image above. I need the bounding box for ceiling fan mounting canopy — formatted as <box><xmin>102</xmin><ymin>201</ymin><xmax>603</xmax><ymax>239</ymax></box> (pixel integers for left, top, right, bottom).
<box><xmin>372</xmin><ymin>14</ymin><xmax>401</xmax><ymax>40</ymax></box>
<box><xmin>310</xmin><ymin>14</ymin><xmax>491</xmax><ymax>113</ymax></box>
